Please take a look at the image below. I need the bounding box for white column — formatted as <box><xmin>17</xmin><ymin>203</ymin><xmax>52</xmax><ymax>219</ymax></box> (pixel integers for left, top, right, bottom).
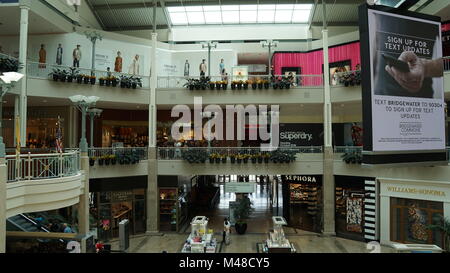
<box><xmin>14</xmin><ymin>96</ymin><xmax>19</xmax><ymax>147</ymax></box>
<box><xmin>0</xmin><ymin>158</ymin><xmax>6</xmax><ymax>253</ymax></box>
<box><xmin>322</xmin><ymin>28</ymin><xmax>335</xmax><ymax>236</ymax></box>
<box><xmin>322</xmin><ymin>30</ymin><xmax>332</xmax><ymax>149</ymax></box>
<box><xmin>147</xmin><ymin>32</ymin><xmax>159</xmax><ymax>234</ymax></box>
<box><xmin>19</xmin><ymin>5</ymin><xmax>29</xmax><ymax>147</ymax></box>
<box><xmin>78</xmin><ymin>152</ymin><xmax>90</xmax><ymax>235</ymax></box>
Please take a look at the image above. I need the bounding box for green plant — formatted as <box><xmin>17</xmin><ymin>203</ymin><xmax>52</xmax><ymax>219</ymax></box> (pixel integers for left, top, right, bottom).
<box><xmin>427</xmin><ymin>215</ymin><xmax>450</xmax><ymax>252</ymax></box>
<box><xmin>182</xmin><ymin>149</ymin><xmax>208</xmax><ymax>163</ymax></box>
<box><xmin>233</xmin><ymin>196</ymin><xmax>254</xmax><ymax>224</ymax></box>
<box><xmin>0</xmin><ymin>55</ymin><xmax>21</xmax><ymax>73</ymax></box>
<box><xmin>270</xmin><ymin>150</ymin><xmax>296</xmax><ymax>163</ymax></box>
<box><xmin>341</xmin><ymin>151</ymin><xmax>362</xmax><ymax>164</ymax></box>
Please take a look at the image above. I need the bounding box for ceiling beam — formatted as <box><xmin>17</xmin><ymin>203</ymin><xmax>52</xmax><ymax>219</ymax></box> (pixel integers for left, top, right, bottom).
<box><xmin>310</xmin><ymin>21</ymin><xmax>359</xmax><ymax>27</ymax></box>
<box><xmin>308</xmin><ymin>0</ymin><xmax>319</xmax><ymax>30</ymax></box>
<box><xmin>92</xmin><ymin>2</ymin><xmax>163</xmax><ymax>10</ymax></box>
<box><xmin>160</xmin><ymin>0</ymin><xmax>172</xmax><ymax>31</ymax></box>
<box><xmin>105</xmin><ymin>25</ymin><xmax>169</xmax><ymax>31</ymax></box>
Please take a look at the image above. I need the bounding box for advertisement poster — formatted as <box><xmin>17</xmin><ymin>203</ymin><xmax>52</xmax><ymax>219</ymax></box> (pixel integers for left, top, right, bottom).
<box><xmin>95</xmin><ymin>49</ymin><xmax>113</xmax><ymax>71</ymax></box>
<box><xmin>367</xmin><ymin>9</ymin><xmax>445</xmax><ymax>152</ymax></box>
<box><xmin>346</xmin><ymin>197</ymin><xmax>363</xmax><ymax>233</ymax></box>
<box><xmin>232</xmin><ymin>66</ymin><xmax>249</xmax><ymax>81</ymax></box>
<box><xmin>279</xmin><ymin>123</ymin><xmax>323</xmax><ymax>147</ymax></box>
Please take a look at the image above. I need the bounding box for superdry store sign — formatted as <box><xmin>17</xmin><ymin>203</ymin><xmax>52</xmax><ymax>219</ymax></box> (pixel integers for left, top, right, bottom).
<box><xmin>279</xmin><ymin>123</ymin><xmax>323</xmax><ymax>147</ymax></box>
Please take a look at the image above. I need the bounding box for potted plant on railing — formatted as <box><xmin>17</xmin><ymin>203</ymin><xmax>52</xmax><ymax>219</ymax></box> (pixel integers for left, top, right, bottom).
<box><xmin>49</xmin><ymin>68</ymin><xmax>60</xmax><ymax>81</ymax></box>
<box><xmin>68</xmin><ymin>67</ymin><xmax>79</xmax><ymax>83</ymax></box>
<box><xmin>257</xmin><ymin>153</ymin><xmax>263</xmax><ymax>164</ymax></box>
<box><xmin>262</xmin><ymin>152</ymin><xmax>270</xmax><ymax>163</ymax></box>
<box><xmin>243</xmin><ymin>154</ymin><xmax>249</xmax><ymax>163</ymax></box>
<box><xmin>104</xmin><ymin>155</ymin><xmax>111</xmax><ymax>165</ymax></box>
<box><xmin>98</xmin><ymin>155</ymin><xmax>105</xmax><ymax>166</ymax></box>
<box><xmin>237</xmin><ymin>80</ymin><xmax>243</xmax><ymax>90</ymax></box>
<box><xmin>90</xmin><ymin>75</ymin><xmax>96</xmax><ymax>85</ymax></box>
<box><xmin>251</xmin><ymin>79</ymin><xmax>257</xmax><ymax>90</ymax></box>
<box><xmin>229</xmin><ymin>154</ymin><xmax>236</xmax><ymax>164</ymax></box>
<box><xmin>231</xmin><ymin>81</ymin><xmax>237</xmax><ymax>90</ymax></box>
<box><xmin>222</xmin><ymin>81</ymin><xmax>228</xmax><ymax>90</ymax></box>
<box><xmin>263</xmin><ymin>79</ymin><xmax>270</xmax><ymax>89</ymax></box>
<box><xmin>59</xmin><ymin>70</ymin><xmax>69</xmax><ymax>82</ymax></box>
<box><xmin>76</xmin><ymin>74</ymin><xmax>83</xmax><ymax>84</ymax></box>
<box><xmin>244</xmin><ymin>80</ymin><xmax>250</xmax><ymax>90</ymax></box>
<box><xmin>215</xmin><ymin>81</ymin><xmax>221</xmax><ymax>90</ymax></box>
<box><xmin>257</xmin><ymin>79</ymin><xmax>263</xmax><ymax>90</ymax></box>
<box><xmin>341</xmin><ymin>151</ymin><xmax>362</xmax><ymax>164</ymax></box>
<box><xmin>99</xmin><ymin>77</ymin><xmax>106</xmax><ymax>86</ymax></box>
<box><xmin>111</xmin><ymin>76</ymin><xmax>118</xmax><ymax>87</ymax></box>
<box><xmin>251</xmin><ymin>154</ymin><xmax>258</xmax><ymax>164</ymax></box>
<box><xmin>110</xmin><ymin>154</ymin><xmax>117</xmax><ymax>165</ymax></box>
<box><xmin>209</xmin><ymin>81</ymin><xmax>215</xmax><ymax>90</ymax></box>
<box><xmin>236</xmin><ymin>154</ymin><xmax>243</xmax><ymax>164</ymax></box>
<box><xmin>89</xmin><ymin>156</ymin><xmax>96</xmax><ymax>166</ymax></box>
<box><xmin>209</xmin><ymin>153</ymin><xmax>216</xmax><ymax>163</ymax></box>
<box><xmin>183</xmin><ymin>78</ymin><xmax>196</xmax><ymax>91</ymax></box>
<box><xmin>131</xmin><ymin>77</ymin><xmax>143</xmax><ymax>89</ymax></box>
<box><xmin>233</xmin><ymin>195</ymin><xmax>254</xmax><ymax>235</ymax></box>
<box><xmin>221</xmin><ymin>154</ymin><xmax>227</xmax><ymax>163</ymax></box>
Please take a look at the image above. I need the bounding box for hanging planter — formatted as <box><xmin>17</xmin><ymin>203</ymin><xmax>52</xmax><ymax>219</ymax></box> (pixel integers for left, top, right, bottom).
<box><xmin>264</xmin><ymin>82</ymin><xmax>270</xmax><ymax>89</ymax></box>
<box><xmin>222</xmin><ymin>83</ymin><xmax>228</xmax><ymax>90</ymax></box>
<box><xmin>252</xmin><ymin>83</ymin><xmax>257</xmax><ymax>90</ymax></box>
<box><xmin>98</xmin><ymin>157</ymin><xmax>104</xmax><ymax>166</ymax></box>
<box><xmin>76</xmin><ymin>75</ymin><xmax>83</xmax><ymax>84</ymax></box>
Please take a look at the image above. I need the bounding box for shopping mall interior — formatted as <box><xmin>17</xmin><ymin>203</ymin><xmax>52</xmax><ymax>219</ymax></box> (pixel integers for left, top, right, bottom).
<box><xmin>0</xmin><ymin>0</ymin><xmax>450</xmax><ymax>254</ymax></box>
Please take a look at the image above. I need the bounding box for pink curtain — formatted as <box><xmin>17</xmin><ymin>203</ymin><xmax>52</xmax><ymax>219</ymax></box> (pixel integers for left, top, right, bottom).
<box><xmin>273</xmin><ymin>42</ymin><xmax>361</xmax><ymax>86</ymax></box>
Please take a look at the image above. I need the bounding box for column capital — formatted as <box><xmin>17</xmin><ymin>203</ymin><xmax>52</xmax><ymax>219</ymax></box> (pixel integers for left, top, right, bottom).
<box><xmin>19</xmin><ymin>0</ymin><xmax>32</xmax><ymax>9</ymax></box>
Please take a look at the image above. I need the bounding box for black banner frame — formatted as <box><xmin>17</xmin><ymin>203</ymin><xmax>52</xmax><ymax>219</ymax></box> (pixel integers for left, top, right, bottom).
<box><xmin>358</xmin><ymin>3</ymin><xmax>447</xmax><ymax>165</ymax></box>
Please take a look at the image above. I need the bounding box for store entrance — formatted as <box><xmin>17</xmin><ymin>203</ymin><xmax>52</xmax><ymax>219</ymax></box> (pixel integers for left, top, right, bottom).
<box><xmin>189</xmin><ymin>175</ymin><xmax>282</xmax><ymax>234</ymax></box>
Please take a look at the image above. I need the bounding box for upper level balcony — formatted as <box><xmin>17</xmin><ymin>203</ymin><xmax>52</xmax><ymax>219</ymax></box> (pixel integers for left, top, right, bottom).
<box><xmin>4</xmin><ymin>150</ymin><xmax>83</xmax><ymax>218</ymax></box>
<box><xmin>5</xmin><ymin>55</ymin><xmax>450</xmax><ymax>106</ymax></box>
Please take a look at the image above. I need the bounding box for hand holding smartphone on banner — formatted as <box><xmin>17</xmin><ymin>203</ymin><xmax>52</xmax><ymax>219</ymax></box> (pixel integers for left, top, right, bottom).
<box><xmin>384</xmin><ymin>51</ymin><xmax>425</xmax><ymax>93</ymax></box>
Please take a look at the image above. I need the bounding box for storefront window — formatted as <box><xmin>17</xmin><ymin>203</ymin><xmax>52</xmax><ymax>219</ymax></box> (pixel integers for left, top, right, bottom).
<box><xmin>391</xmin><ymin>198</ymin><xmax>444</xmax><ymax>247</ymax></box>
<box><xmin>283</xmin><ymin>175</ymin><xmax>323</xmax><ymax>233</ymax></box>
<box><xmin>95</xmin><ymin>190</ymin><xmax>146</xmax><ymax>240</ymax></box>
<box><xmin>102</xmin><ymin>121</ymin><xmax>148</xmax><ymax>147</ymax></box>
<box><xmin>335</xmin><ymin>179</ymin><xmax>365</xmax><ymax>241</ymax></box>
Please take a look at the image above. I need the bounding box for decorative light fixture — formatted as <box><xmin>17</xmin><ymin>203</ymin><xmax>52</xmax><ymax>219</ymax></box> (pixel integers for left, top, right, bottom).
<box><xmin>69</xmin><ymin>95</ymin><xmax>100</xmax><ymax>152</ymax></box>
<box><xmin>260</xmin><ymin>40</ymin><xmax>279</xmax><ymax>75</ymax></box>
<box><xmin>201</xmin><ymin>41</ymin><xmax>218</xmax><ymax>77</ymax></box>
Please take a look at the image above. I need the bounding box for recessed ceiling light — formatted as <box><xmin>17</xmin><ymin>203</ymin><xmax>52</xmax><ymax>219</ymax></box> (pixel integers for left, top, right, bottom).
<box><xmin>43</xmin><ymin>100</ymin><xmax>48</xmax><ymax>103</ymax></box>
<box><xmin>341</xmin><ymin>104</ymin><xmax>345</xmax><ymax>107</ymax></box>
<box><xmin>3</xmin><ymin>101</ymin><xmax>7</xmax><ymax>103</ymax></box>
<box><xmin>136</xmin><ymin>106</ymin><xmax>140</xmax><ymax>109</ymax></box>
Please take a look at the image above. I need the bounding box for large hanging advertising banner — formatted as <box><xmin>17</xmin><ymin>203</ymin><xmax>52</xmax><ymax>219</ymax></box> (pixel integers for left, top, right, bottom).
<box><xmin>359</xmin><ymin>5</ymin><xmax>447</xmax><ymax>164</ymax></box>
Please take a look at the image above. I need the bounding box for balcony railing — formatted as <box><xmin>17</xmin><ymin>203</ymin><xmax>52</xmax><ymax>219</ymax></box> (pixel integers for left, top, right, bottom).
<box><xmin>88</xmin><ymin>147</ymin><xmax>148</xmax><ymax>161</ymax></box>
<box><xmin>156</xmin><ymin>74</ymin><xmax>324</xmax><ymax>89</ymax></box>
<box><xmin>157</xmin><ymin>146</ymin><xmax>323</xmax><ymax>160</ymax></box>
<box><xmin>26</xmin><ymin>62</ymin><xmax>150</xmax><ymax>89</ymax></box>
<box><xmin>334</xmin><ymin>146</ymin><xmax>363</xmax><ymax>153</ymax></box>
<box><xmin>5</xmin><ymin>151</ymin><xmax>80</xmax><ymax>183</ymax></box>
<box><xmin>444</xmin><ymin>56</ymin><xmax>450</xmax><ymax>72</ymax></box>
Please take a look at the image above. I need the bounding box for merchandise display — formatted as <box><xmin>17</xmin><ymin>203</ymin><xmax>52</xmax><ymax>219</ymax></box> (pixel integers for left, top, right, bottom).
<box><xmin>262</xmin><ymin>217</ymin><xmax>296</xmax><ymax>253</ymax></box>
<box><xmin>181</xmin><ymin>216</ymin><xmax>217</xmax><ymax>253</ymax></box>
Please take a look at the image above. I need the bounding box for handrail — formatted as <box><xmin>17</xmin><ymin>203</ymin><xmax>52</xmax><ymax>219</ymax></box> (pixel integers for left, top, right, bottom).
<box><xmin>157</xmin><ymin>146</ymin><xmax>323</xmax><ymax>160</ymax></box>
<box><xmin>5</xmin><ymin>151</ymin><xmax>81</xmax><ymax>183</ymax></box>
<box><xmin>156</xmin><ymin>74</ymin><xmax>325</xmax><ymax>89</ymax></box>
<box><xmin>444</xmin><ymin>56</ymin><xmax>450</xmax><ymax>71</ymax></box>
<box><xmin>88</xmin><ymin>147</ymin><xmax>148</xmax><ymax>161</ymax></box>
<box><xmin>26</xmin><ymin>61</ymin><xmax>150</xmax><ymax>89</ymax></box>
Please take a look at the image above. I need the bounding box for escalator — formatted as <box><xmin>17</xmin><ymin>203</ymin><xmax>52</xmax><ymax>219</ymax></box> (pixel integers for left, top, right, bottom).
<box><xmin>6</xmin><ymin>214</ymin><xmax>65</xmax><ymax>244</ymax></box>
<box><xmin>7</xmin><ymin>214</ymin><xmax>49</xmax><ymax>233</ymax></box>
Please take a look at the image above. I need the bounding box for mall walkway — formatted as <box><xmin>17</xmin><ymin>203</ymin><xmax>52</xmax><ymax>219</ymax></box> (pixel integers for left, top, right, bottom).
<box><xmin>110</xmin><ymin>233</ymin><xmax>395</xmax><ymax>253</ymax></box>
<box><xmin>190</xmin><ymin>178</ymin><xmax>277</xmax><ymax>234</ymax></box>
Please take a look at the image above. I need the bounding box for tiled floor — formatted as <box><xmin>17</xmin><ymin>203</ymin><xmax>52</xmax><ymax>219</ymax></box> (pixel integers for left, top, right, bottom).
<box><xmin>108</xmin><ymin>180</ymin><xmax>394</xmax><ymax>253</ymax></box>
<box><xmin>109</xmin><ymin>233</ymin><xmax>394</xmax><ymax>253</ymax></box>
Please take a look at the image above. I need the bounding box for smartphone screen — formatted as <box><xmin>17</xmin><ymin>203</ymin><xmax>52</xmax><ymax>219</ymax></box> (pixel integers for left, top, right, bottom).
<box><xmin>382</xmin><ymin>53</ymin><xmax>410</xmax><ymax>72</ymax></box>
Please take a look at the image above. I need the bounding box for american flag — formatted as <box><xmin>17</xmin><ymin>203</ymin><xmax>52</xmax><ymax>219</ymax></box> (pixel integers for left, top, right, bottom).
<box><xmin>56</xmin><ymin>116</ymin><xmax>63</xmax><ymax>153</ymax></box>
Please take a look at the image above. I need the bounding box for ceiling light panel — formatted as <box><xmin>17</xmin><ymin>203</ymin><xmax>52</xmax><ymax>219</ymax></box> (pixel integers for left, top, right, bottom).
<box><xmin>204</xmin><ymin>11</ymin><xmax>222</xmax><ymax>24</ymax></box>
<box><xmin>258</xmin><ymin>10</ymin><xmax>275</xmax><ymax>23</ymax></box>
<box><xmin>187</xmin><ymin>12</ymin><xmax>205</xmax><ymax>24</ymax></box>
<box><xmin>169</xmin><ymin>12</ymin><xmax>188</xmax><ymax>25</ymax></box>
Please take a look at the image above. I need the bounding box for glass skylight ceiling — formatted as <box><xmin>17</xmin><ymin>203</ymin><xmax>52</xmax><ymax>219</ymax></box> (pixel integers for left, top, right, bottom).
<box><xmin>167</xmin><ymin>4</ymin><xmax>313</xmax><ymax>25</ymax></box>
